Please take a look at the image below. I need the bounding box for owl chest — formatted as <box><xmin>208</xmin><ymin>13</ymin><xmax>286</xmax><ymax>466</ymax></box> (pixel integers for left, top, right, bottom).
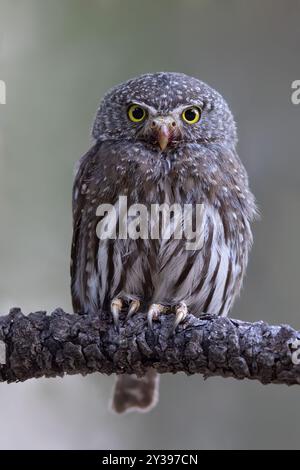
<box><xmin>86</xmin><ymin>188</ymin><xmax>242</xmax><ymax>314</ymax></box>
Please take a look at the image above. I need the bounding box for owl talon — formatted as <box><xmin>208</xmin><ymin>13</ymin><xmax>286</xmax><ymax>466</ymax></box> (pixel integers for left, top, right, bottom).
<box><xmin>147</xmin><ymin>304</ymin><xmax>168</xmax><ymax>329</ymax></box>
<box><xmin>127</xmin><ymin>300</ymin><xmax>140</xmax><ymax>319</ymax></box>
<box><xmin>173</xmin><ymin>302</ymin><xmax>188</xmax><ymax>332</ymax></box>
<box><xmin>111</xmin><ymin>298</ymin><xmax>123</xmax><ymax>331</ymax></box>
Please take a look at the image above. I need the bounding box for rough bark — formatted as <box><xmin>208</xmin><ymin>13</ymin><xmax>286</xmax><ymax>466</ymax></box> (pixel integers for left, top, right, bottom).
<box><xmin>0</xmin><ymin>308</ymin><xmax>300</xmax><ymax>385</ymax></box>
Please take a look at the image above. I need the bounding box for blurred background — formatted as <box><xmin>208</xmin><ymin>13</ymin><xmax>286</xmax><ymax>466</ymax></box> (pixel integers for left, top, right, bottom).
<box><xmin>0</xmin><ymin>0</ymin><xmax>300</xmax><ymax>450</ymax></box>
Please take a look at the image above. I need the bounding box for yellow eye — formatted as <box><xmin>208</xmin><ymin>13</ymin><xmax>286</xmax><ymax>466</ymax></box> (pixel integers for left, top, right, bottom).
<box><xmin>182</xmin><ymin>106</ymin><xmax>201</xmax><ymax>124</ymax></box>
<box><xmin>127</xmin><ymin>104</ymin><xmax>147</xmax><ymax>123</ymax></box>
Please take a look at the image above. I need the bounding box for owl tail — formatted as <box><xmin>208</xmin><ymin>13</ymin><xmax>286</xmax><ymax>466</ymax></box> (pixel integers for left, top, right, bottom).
<box><xmin>110</xmin><ymin>369</ymin><xmax>159</xmax><ymax>414</ymax></box>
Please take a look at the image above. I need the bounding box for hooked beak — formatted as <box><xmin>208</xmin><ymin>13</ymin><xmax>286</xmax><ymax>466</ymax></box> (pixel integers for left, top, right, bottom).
<box><xmin>158</xmin><ymin>124</ymin><xmax>170</xmax><ymax>151</ymax></box>
<box><xmin>150</xmin><ymin>116</ymin><xmax>179</xmax><ymax>151</ymax></box>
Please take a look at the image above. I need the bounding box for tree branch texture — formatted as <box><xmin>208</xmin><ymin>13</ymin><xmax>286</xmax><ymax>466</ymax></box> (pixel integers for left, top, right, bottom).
<box><xmin>0</xmin><ymin>308</ymin><xmax>300</xmax><ymax>385</ymax></box>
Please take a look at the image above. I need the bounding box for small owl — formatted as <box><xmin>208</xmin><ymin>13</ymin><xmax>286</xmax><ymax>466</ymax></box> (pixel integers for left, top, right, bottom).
<box><xmin>71</xmin><ymin>72</ymin><xmax>257</xmax><ymax>413</ymax></box>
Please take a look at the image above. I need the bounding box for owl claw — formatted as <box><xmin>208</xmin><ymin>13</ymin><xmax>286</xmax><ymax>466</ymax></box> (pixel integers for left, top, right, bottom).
<box><xmin>173</xmin><ymin>302</ymin><xmax>188</xmax><ymax>332</ymax></box>
<box><xmin>147</xmin><ymin>304</ymin><xmax>168</xmax><ymax>329</ymax></box>
<box><xmin>127</xmin><ymin>300</ymin><xmax>140</xmax><ymax>319</ymax></box>
<box><xmin>111</xmin><ymin>298</ymin><xmax>123</xmax><ymax>331</ymax></box>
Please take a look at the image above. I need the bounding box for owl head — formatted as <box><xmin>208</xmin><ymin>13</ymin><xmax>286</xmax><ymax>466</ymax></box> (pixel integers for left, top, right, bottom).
<box><xmin>92</xmin><ymin>72</ymin><xmax>237</xmax><ymax>152</ymax></box>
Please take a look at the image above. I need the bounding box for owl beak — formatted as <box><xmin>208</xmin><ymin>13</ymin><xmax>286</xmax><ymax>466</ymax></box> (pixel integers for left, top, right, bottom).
<box><xmin>158</xmin><ymin>124</ymin><xmax>170</xmax><ymax>151</ymax></box>
<box><xmin>151</xmin><ymin>117</ymin><xmax>177</xmax><ymax>151</ymax></box>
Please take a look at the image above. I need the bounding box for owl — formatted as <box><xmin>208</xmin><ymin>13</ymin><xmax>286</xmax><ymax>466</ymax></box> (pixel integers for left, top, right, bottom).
<box><xmin>71</xmin><ymin>72</ymin><xmax>257</xmax><ymax>413</ymax></box>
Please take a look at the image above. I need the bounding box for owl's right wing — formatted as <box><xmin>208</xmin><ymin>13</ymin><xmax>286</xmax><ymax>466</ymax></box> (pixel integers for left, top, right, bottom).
<box><xmin>71</xmin><ymin>141</ymin><xmax>120</xmax><ymax>313</ymax></box>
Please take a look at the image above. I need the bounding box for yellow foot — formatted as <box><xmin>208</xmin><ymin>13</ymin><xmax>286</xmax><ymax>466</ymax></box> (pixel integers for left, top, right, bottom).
<box><xmin>147</xmin><ymin>303</ymin><xmax>168</xmax><ymax>329</ymax></box>
<box><xmin>111</xmin><ymin>297</ymin><xmax>141</xmax><ymax>330</ymax></box>
<box><xmin>111</xmin><ymin>298</ymin><xmax>123</xmax><ymax>331</ymax></box>
<box><xmin>173</xmin><ymin>301</ymin><xmax>188</xmax><ymax>332</ymax></box>
<box><xmin>127</xmin><ymin>299</ymin><xmax>141</xmax><ymax>319</ymax></box>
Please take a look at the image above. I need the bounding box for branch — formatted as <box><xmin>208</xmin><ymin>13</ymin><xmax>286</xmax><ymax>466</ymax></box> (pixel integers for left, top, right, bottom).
<box><xmin>0</xmin><ymin>308</ymin><xmax>300</xmax><ymax>385</ymax></box>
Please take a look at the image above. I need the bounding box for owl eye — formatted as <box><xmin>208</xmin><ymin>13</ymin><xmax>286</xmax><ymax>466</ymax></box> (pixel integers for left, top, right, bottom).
<box><xmin>181</xmin><ymin>106</ymin><xmax>201</xmax><ymax>124</ymax></box>
<box><xmin>127</xmin><ymin>104</ymin><xmax>147</xmax><ymax>123</ymax></box>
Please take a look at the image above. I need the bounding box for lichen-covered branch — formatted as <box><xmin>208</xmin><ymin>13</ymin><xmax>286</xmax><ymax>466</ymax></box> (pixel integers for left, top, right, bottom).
<box><xmin>0</xmin><ymin>307</ymin><xmax>300</xmax><ymax>385</ymax></box>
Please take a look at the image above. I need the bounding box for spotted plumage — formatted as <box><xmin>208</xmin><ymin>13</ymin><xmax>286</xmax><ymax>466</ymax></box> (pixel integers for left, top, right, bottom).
<box><xmin>71</xmin><ymin>72</ymin><xmax>257</xmax><ymax>413</ymax></box>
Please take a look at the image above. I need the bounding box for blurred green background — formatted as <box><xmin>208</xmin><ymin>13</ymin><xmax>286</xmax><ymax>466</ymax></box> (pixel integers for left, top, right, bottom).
<box><xmin>1</xmin><ymin>0</ymin><xmax>300</xmax><ymax>450</ymax></box>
